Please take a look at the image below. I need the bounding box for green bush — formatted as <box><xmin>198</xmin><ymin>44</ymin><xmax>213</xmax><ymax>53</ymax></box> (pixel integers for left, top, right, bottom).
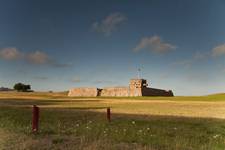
<box><xmin>13</xmin><ymin>83</ymin><xmax>31</xmax><ymax>92</ymax></box>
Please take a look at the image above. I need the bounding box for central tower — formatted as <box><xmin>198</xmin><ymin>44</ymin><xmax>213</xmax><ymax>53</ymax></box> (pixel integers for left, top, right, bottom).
<box><xmin>129</xmin><ymin>79</ymin><xmax>148</xmax><ymax>96</ymax></box>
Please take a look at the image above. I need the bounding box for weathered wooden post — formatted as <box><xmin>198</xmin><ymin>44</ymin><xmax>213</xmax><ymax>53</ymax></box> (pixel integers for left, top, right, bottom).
<box><xmin>32</xmin><ymin>105</ymin><xmax>39</xmax><ymax>133</ymax></box>
<box><xmin>107</xmin><ymin>107</ymin><xmax>111</xmax><ymax>122</ymax></box>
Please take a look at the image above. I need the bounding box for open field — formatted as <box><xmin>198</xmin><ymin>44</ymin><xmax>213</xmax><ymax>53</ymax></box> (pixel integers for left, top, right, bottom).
<box><xmin>1</xmin><ymin>91</ymin><xmax>225</xmax><ymax>149</ymax></box>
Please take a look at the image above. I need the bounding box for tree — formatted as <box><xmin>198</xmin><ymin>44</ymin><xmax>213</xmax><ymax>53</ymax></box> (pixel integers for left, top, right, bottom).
<box><xmin>13</xmin><ymin>83</ymin><xmax>31</xmax><ymax>92</ymax></box>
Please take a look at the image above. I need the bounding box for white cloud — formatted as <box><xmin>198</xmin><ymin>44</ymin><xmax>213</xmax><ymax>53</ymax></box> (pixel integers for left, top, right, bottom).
<box><xmin>212</xmin><ymin>44</ymin><xmax>225</xmax><ymax>57</ymax></box>
<box><xmin>172</xmin><ymin>51</ymin><xmax>209</xmax><ymax>68</ymax></box>
<box><xmin>92</xmin><ymin>12</ymin><xmax>127</xmax><ymax>36</ymax></box>
<box><xmin>0</xmin><ymin>47</ymin><xmax>71</xmax><ymax>67</ymax></box>
<box><xmin>27</xmin><ymin>51</ymin><xmax>50</xmax><ymax>64</ymax></box>
<box><xmin>0</xmin><ymin>47</ymin><xmax>23</xmax><ymax>60</ymax></box>
<box><xmin>134</xmin><ymin>36</ymin><xmax>176</xmax><ymax>53</ymax></box>
<box><xmin>0</xmin><ymin>48</ymin><xmax>49</xmax><ymax>64</ymax></box>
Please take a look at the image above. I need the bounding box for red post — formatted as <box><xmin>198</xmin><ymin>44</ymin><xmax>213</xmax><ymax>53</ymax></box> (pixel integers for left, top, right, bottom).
<box><xmin>107</xmin><ymin>107</ymin><xmax>111</xmax><ymax>122</ymax></box>
<box><xmin>32</xmin><ymin>105</ymin><xmax>39</xmax><ymax>133</ymax></box>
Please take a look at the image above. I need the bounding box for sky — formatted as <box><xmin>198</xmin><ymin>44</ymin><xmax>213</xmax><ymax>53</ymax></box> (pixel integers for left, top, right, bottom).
<box><xmin>0</xmin><ymin>0</ymin><xmax>225</xmax><ymax>95</ymax></box>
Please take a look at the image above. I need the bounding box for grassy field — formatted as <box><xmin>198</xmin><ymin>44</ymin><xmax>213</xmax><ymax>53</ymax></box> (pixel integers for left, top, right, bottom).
<box><xmin>1</xmin><ymin>91</ymin><xmax>225</xmax><ymax>149</ymax></box>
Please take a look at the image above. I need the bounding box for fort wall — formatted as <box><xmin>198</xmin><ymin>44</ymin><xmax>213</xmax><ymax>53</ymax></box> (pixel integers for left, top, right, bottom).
<box><xmin>68</xmin><ymin>87</ymin><xmax>98</xmax><ymax>97</ymax></box>
<box><xmin>68</xmin><ymin>79</ymin><xmax>174</xmax><ymax>97</ymax></box>
<box><xmin>142</xmin><ymin>87</ymin><xmax>173</xmax><ymax>96</ymax></box>
<box><xmin>101</xmin><ymin>87</ymin><xmax>129</xmax><ymax>97</ymax></box>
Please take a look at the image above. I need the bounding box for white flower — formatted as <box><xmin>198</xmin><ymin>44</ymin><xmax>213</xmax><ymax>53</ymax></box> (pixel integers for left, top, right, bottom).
<box><xmin>147</xmin><ymin>127</ymin><xmax>150</xmax><ymax>131</ymax></box>
<box><xmin>132</xmin><ymin>121</ymin><xmax>136</xmax><ymax>124</ymax></box>
<box><xmin>213</xmin><ymin>134</ymin><xmax>220</xmax><ymax>139</ymax></box>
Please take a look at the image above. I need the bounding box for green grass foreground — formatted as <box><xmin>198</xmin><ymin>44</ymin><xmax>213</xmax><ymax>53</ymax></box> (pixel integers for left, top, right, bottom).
<box><xmin>1</xmin><ymin>91</ymin><xmax>225</xmax><ymax>149</ymax></box>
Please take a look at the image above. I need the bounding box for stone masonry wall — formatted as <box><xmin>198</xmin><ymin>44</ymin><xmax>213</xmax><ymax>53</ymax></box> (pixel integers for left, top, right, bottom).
<box><xmin>68</xmin><ymin>79</ymin><xmax>174</xmax><ymax>97</ymax></box>
<box><xmin>68</xmin><ymin>87</ymin><xmax>98</xmax><ymax>97</ymax></box>
<box><xmin>101</xmin><ymin>87</ymin><xmax>129</xmax><ymax>97</ymax></box>
<box><xmin>128</xmin><ymin>79</ymin><xmax>145</xmax><ymax>96</ymax></box>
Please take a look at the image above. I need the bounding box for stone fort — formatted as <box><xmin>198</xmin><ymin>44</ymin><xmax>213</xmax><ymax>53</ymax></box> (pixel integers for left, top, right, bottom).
<box><xmin>68</xmin><ymin>79</ymin><xmax>174</xmax><ymax>97</ymax></box>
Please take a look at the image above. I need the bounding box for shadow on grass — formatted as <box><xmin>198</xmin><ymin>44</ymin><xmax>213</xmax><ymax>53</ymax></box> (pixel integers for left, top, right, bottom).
<box><xmin>1</xmin><ymin>105</ymin><xmax>225</xmax><ymax>122</ymax></box>
<box><xmin>0</xmin><ymin>98</ymin><xmax>102</xmax><ymax>106</ymax></box>
<box><xmin>1</xmin><ymin>106</ymin><xmax>225</xmax><ymax>150</ymax></box>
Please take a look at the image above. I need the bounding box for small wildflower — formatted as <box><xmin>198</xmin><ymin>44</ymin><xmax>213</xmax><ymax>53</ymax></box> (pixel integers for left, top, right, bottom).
<box><xmin>147</xmin><ymin>127</ymin><xmax>150</xmax><ymax>131</ymax></box>
<box><xmin>132</xmin><ymin>121</ymin><xmax>136</xmax><ymax>125</ymax></box>
<box><xmin>138</xmin><ymin>130</ymin><xmax>143</xmax><ymax>133</ymax></box>
<box><xmin>213</xmin><ymin>134</ymin><xmax>220</xmax><ymax>139</ymax></box>
<box><xmin>76</xmin><ymin>124</ymin><xmax>79</xmax><ymax>127</ymax></box>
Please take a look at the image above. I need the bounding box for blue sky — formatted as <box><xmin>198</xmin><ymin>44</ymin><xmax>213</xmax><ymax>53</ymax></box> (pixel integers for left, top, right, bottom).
<box><xmin>0</xmin><ymin>0</ymin><xmax>225</xmax><ymax>95</ymax></box>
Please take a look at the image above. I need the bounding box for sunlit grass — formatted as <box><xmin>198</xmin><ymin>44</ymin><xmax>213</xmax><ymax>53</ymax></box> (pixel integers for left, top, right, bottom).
<box><xmin>1</xmin><ymin>91</ymin><xmax>225</xmax><ymax>101</ymax></box>
<box><xmin>1</xmin><ymin>91</ymin><xmax>225</xmax><ymax>119</ymax></box>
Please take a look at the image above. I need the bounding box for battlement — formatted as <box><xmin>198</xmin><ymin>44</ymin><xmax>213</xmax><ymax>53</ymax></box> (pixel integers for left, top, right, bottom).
<box><xmin>129</xmin><ymin>79</ymin><xmax>148</xmax><ymax>89</ymax></box>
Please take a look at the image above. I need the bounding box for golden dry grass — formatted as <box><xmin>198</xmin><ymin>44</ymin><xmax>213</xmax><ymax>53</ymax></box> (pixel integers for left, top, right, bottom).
<box><xmin>1</xmin><ymin>91</ymin><xmax>225</xmax><ymax>119</ymax></box>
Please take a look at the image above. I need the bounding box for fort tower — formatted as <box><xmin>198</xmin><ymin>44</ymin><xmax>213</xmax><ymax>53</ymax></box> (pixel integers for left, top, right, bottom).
<box><xmin>129</xmin><ymin>79</ymin><xmax>148</xmax><ymax>96</ymax></box>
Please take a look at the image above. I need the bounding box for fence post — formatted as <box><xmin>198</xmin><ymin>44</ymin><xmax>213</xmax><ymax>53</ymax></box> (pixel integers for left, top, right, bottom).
<box><xmin>32</xmin><ymin>105</ymin><xmax>39</xmax><ymax>133</ymax></box>
<box><xmin>107</xmin><ymin>107</ymin><xmax>111</xmax><ymax>122</ymax></box>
